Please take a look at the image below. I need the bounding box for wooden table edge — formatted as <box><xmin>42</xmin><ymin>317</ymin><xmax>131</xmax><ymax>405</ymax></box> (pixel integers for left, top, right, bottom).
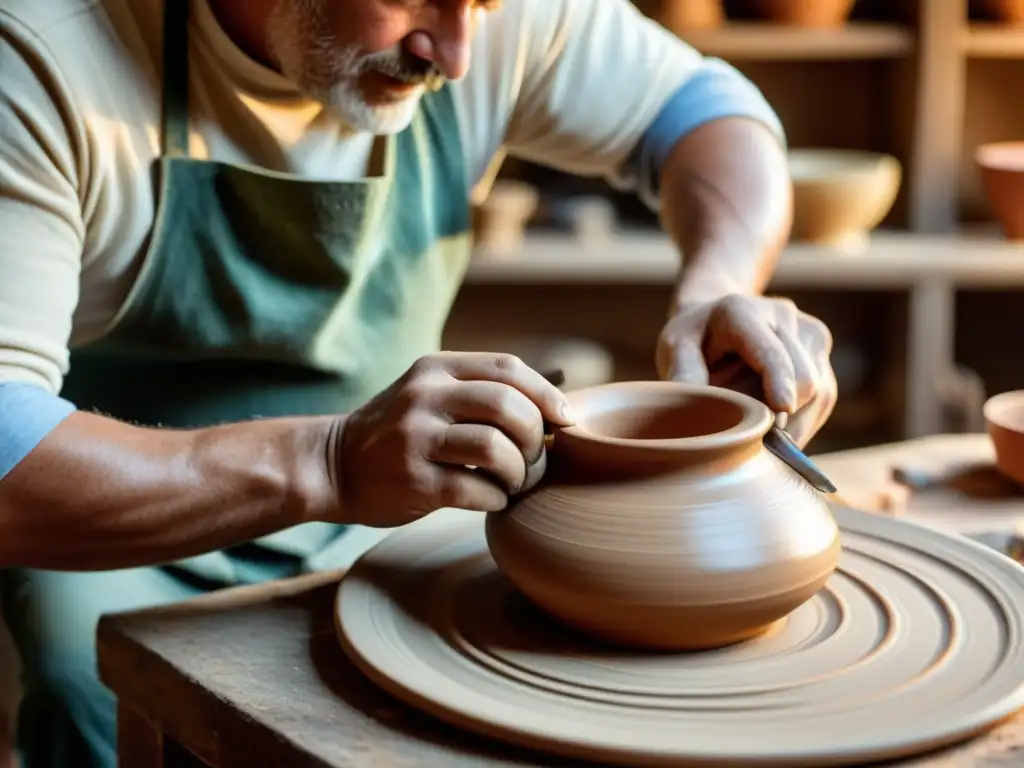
<box><xmin>98</xmin><ymin>570</ymin><xmax>346</xmax><ymax>768</ymax></box>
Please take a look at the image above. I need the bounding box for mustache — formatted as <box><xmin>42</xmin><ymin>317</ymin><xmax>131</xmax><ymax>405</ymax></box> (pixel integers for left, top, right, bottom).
<box><xmin>363</xmin><ymin>46</ymin><xmax>446</xmax><ymax>90</ymax></box>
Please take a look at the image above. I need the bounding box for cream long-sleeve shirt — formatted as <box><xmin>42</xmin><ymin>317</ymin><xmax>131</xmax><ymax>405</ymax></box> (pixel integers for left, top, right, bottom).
<box><xmin>0</xmin><ymin>0</ymin><xmax>784</xmax><ymax>478</ymax></box>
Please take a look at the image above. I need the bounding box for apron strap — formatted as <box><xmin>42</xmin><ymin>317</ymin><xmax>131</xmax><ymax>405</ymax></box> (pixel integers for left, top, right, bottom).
<box><xmin>161</xmin><ymin>0</ymin><xmax>191</xmax><ymax>157</ymax></box>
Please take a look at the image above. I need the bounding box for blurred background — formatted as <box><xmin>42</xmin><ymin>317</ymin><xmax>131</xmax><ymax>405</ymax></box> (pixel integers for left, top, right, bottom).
<box><xmin>447</xmin><ymin>0</ymin><xmax>1024</xmax><ymax>455</ymax></box>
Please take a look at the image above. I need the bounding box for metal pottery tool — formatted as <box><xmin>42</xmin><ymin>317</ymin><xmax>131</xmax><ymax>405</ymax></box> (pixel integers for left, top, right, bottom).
<box><xmin>763</xmin><ymin>411</ymin><xmax>837</xmax><ymax>494</ymax></box>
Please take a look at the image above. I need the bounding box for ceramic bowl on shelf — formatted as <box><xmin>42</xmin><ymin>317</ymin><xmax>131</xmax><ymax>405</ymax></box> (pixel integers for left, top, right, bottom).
<box><xmin>745</xmin><ymin>0</ymin><xmax>855</xmax><ymax>27</ymax></box>
<box><xmin>788</xmin><ymin>149</ymin><xmax>902</xmax><ymax>249</ymax></box>
<box><xmin>978</xmin><ymin>0</ymin><xmax>1024</xmax><ymax>24</ymax></box>
<box><xmin>983</xmin><ymin>390</ymin><xmax>1024</xmax><ymax>485</ymax></box>
<box><xmin>975</xmin><ymin>142</ymin><xmax>1024</xmax><ymax>240</ymax></box>
<box><xmin>659</xmin><ymin>0</ymin><xmax>725</xmax><ymax>30</ymax></box>
<box><xmin>485</xmin><ymin>381</ymin><xmax>841</xmax><ymax>651</ymax></box>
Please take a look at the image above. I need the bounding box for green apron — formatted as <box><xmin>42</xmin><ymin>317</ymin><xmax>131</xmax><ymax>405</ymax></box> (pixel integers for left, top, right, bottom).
<box><xmin>59</xmin><ymin>1</ymin><xmax>472</xmax><ymax>582</ymax></box>
<box><xmin>4</xmin><ymin>5</ymin><xmax>472</xmax><ymax>766</ymax></box>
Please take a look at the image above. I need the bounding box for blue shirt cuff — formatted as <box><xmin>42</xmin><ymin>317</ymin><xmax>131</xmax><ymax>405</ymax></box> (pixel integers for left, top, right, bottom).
<box><xmin>0</xmin><ymin>382</ymin><xmax>77</xmax><ymax>481</ymax></box>
<box><xmin>623</xmin><ymin>58</ymin><xmax>787</xmax><ymax>211</ymax></box>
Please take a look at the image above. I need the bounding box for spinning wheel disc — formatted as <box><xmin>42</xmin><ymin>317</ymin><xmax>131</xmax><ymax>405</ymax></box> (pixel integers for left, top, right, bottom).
<box><xmin>336</xmin><ymin>505</ymin><xmax>1024</xmax><ymax>766</ymax></box>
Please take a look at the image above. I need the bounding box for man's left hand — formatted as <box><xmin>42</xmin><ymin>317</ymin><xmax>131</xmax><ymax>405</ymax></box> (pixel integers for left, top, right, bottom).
<box><xmin>656</xmin><ymin>293</ymin><xmax>837</xmax><ymax>448</ymax></box>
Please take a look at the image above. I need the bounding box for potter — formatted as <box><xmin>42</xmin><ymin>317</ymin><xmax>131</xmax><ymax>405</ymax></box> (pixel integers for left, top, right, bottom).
<box><xmin>0</xmin><ymin>1</ymin><xmax>837</xmax><ymax>765</ymax></box>
<box><xmin>487</xmin><ymin>381</ymin><xmax>841</xmax><ymax>651</ymax></box>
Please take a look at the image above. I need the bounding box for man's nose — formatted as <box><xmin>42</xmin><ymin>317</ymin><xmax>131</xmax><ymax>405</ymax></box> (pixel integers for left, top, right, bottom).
<box><xmin>405</xmin><ymin>8</ymin><xmax>473</xmax><ymax>82</ymax></box>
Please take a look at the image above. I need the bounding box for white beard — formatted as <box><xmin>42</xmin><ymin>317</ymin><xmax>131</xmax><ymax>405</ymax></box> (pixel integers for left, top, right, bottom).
<box><xmin>266</xmin><ymin>0</ymin><xmax>426</xmax><ymax>135</ymax></box>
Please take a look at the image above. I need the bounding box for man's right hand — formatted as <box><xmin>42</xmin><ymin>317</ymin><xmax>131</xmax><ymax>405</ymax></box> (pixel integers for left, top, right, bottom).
<box><xmin>334</xmin><ymin>352</ymin><xmax>577</xmax><ymax>528</ymax></box>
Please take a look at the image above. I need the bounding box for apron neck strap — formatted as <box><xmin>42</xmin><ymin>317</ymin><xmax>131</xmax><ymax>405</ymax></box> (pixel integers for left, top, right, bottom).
<box><xmin>161</xmin><ymin>0</ymin><xmax>191</xmax><ymax>157</ymax></box>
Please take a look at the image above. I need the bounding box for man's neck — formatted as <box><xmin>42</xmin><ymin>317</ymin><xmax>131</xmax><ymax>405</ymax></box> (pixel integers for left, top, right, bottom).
<box><xmin>205</xmin><ymin>0</ymin><xmax>278</xmax><ymax>70</ymax></box>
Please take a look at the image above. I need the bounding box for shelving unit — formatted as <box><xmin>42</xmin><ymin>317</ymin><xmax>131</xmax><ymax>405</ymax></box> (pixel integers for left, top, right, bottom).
<box><xmin>962</xmin><ymin>23</ymin><xmax>1024</xmax><ymax>56</ymax></box>
<box><xmin>452</xmin><ymin>0</ymin><xmax>1024</xmax><ymax>449</ymax></box>
<box><xmin>673</xmin><ymin>21</ymin><xmax>913</xmax><ymax>60</ymax></box>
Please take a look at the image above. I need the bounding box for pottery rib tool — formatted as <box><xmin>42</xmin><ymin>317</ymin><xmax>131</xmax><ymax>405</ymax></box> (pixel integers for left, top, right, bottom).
<box><xmin>764</xmin><ymin>411</ymin><xmax>838</xmax><ymax>494</ymax></box>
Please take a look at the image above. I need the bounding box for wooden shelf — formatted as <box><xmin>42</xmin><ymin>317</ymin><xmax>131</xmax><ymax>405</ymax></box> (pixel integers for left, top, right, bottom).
<box><xmin>962</xmin><ymin>23</ymin><xmax>1024</xmax><ymax>58</ymax></box>
<box><xmin>673</xmin><ymin>22</ymin><xmax>914</xmax><ymax>60</ymax></box>
<box><xmin>467</xmin><ymin>230</ymin><xmax>1024</xmax><ymax>288</ymax></box>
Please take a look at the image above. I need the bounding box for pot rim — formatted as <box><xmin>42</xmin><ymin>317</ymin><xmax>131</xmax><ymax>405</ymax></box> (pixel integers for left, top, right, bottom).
<box><xmin>975</xmin><ymin>141</ymin><xmax>1024</xmax><ymax>171</ymax></box>
<box><xmin>558</xmin><ymin>381</ymin><xmax>774</xmax><ymax>453</ymax></box>
<box><xmin>984</xmin><ymin>390</ymin><xmax>1024</xmax><ymax>434</ymax></box>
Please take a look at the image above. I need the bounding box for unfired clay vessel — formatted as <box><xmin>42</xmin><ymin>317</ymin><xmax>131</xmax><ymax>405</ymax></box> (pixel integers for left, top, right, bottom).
<box><xmin>485</xmin><ymin>381</ymin><xmax>842</xmax><ymax>651</ymax></box>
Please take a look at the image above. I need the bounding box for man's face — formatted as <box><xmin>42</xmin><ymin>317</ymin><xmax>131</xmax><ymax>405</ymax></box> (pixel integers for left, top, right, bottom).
<box><xmin>267</xmin><ymin>0</ymin><xmax>497</xmax><ymax>134</ymax></box>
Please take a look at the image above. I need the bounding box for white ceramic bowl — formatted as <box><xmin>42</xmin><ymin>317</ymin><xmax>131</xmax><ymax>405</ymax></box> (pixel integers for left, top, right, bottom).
<box><xmin>788</xmin><ymin>149</ymin><xmax>902</xmax><ymax>249</ymax></box>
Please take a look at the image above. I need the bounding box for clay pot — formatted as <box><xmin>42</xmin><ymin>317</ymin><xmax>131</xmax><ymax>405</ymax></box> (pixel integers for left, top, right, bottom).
<box><xmin>485</xmin><ymin>381</ymin><xmax>842</xmax><ymax>651</ymax></box>
<box><xmin>976</xmin><ymin>142</ymin><xmax>1024</xmax><ymax>240</ymax></box>
<box><xmin>788</xmin><ymin>149</ymin><xmax>902</xmax><ymax>249</ymax></box>
<box><xmin>978</xmin><ymin>0</ymin><xmax>1024</xmax><ymax>24</ymax></box>
<box><xmin>660</xmin><ymin>0</ymin><xmax>725</xmax><ymax>31</ymax></box>
<box><xmin>984</xmin><ymin>390</ymin><xmax>1024</xmax><ymax>485</ymax></box>
<box><xmin>745</xmin><ymin>0</ymin><xmax>855</xmax><ymax>27</ymax></box>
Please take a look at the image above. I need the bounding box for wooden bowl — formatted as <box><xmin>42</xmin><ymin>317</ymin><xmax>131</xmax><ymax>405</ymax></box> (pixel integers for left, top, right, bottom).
<box><xmin>984</xmin><ymin>391</ymin><xmax>1024</xmax><ymax>485</ymax></box>
<box><xmin>788</xmin><ymin>149</ymin><xmax>902</xmax><ymax>248</ymax></box>
<box><xmin>975</xmin><ymin>142</ymin><xmax>1024</xmax><ymax>240</ymax></box>
<box><xmin>978</xmin><ymin>0</ymin><xmax>1024</xmax><ymax>24</ymax></box>
<box><xmin>746</xmin><ymin>0</ymin><xmax>855</xmax><ymax>27</ymax></box>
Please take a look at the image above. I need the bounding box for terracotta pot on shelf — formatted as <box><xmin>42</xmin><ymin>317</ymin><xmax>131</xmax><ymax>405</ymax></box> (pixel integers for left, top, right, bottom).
<box><xmin>978</xmin><ymin>0</ymin><xmax>1024</xmax><ymax>24</ymax></box>
<box><xmin>485</xmin><ymin>381</ymin><xmax>842</xmax><ymax>651</ymax></box>
<box><xmin>976</xmin><ymin>141</ymin><xmax>1024</xmax><ymax>240</ymax></box>
<box><xmin>984</xmin><ymin>391</ymin><xmax>1024</xmax><ymax>485</ymax></box>
<box><xmin>745</xmin><ymin>0</ymin><xmax>855</xmax><ymax>27</ymax></box>
<box><xmin>660</xmin><ymin>0</ymin><xmax>725</xmax><ymax>30</ymax></box>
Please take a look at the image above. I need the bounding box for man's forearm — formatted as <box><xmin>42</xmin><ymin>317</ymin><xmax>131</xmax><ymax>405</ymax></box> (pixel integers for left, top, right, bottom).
<box><xmin>658</xmin><ymin>117</ymin><xmax>792</xmax><ymax>313</ymax></box>
<box><xmin>0</xmin><ymin>410</ymin><xmax>341</xmax><ymax>571</ymax></box>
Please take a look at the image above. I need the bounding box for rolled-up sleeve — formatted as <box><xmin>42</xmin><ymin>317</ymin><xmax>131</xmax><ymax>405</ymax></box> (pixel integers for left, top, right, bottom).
<box><xmin>455</xmin><ymin>0</ymin><xmax>784</xmax><ymax>209</ymax></box>
<box><xmin>625</xmin><ymin>58</ymin><xmax>786</xmax><ymax>210</ymax></box>
<box><xmin>0</xmin><ymin>383</ymin><xmax>76</xmax><ymax>481</ymax></box>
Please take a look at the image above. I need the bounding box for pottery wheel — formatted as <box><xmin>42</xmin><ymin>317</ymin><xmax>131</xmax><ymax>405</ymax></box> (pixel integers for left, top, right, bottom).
<box><xmin>335</xmin><ymin>505</ymin><xmax>1024</xmax><ymax>766</ymax></box>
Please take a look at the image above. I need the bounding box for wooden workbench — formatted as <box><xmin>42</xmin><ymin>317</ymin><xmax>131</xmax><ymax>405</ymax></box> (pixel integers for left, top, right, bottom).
<box><xmin>98</xmin><ymin>434</ymin><xmax>1024</xmax><ymax>767</ymax></box>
